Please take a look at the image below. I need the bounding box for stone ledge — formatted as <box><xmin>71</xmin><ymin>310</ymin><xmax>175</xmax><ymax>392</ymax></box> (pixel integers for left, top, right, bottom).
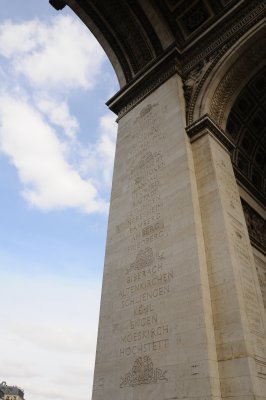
<box><xmin>186</xmin><ymin>114</ymin><xmax>235</xmax><ymax>153</ymax></box>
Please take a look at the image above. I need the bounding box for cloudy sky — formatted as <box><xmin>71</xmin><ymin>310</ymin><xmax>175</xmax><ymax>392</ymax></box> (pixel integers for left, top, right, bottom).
<box><xmin>0</xmin><ymin>1</ymin><xmax>118</xmax><ymax>399</ymax></box>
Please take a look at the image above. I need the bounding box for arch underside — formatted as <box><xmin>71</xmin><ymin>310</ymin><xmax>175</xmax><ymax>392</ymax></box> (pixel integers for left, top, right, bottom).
<box><xmin>50</xmin><ymin>0</ymin><xmax>264</xmax><ymax>86</ymax></box>
<box><xmin>199</xmin><ymin>21</ymin><xmax>266</xmax><ymax>209</ymax></box>
<box><xmin>49</xmin><ymin>0</ymin><xmax>266</xmax><ymax>211</ymax></box>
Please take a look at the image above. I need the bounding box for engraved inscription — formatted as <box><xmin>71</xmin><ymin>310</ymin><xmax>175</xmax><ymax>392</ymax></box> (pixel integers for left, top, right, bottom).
<box><xmin>256</xmin><ymin>358</ymin><xmax>266</xmax><ymax>380</ymax></box>
<box><xmin>121</xmin><ymin>286</ymin><xmax>170</xmax><ymax>308</ymax></box>
<box><xmin>127</xmin><ymin>247</ymin><xmax>154</xmax><ymax>273</ymax></box>
<box><xmin>121</xmin><ymin>325</ymin><xmax>169</xmax><ymax>343</ymax></box>
<box><xmin>128</xmin><ymin>149</ymin><xmax>165</xmax><ymax>251</ymax></box>
<box><xmin>130</xmin><ymin>314</ymin><xmax>158</xmax><ymax>328</ymax></box>
<box><xmin>118</xmin><ymin>104</ymin><xmax>170</xmax><ymax>384</ymax></box>
<box><xmin>120</xmin><ymin>339</ymin><xmax>169</xmax><ymax>358</ymax></box>
<box><xmin>126</xmin><ymin>105</ymin><xmax>166</xmax><ymax>253</ymax></box>
<box><xmin>120</xmin><ymin>248</ymin><xmax>172</xmax><ymax>309</ymax></box>
<box><xmin>120</xmin><ymin>356</ymin><xmax>168</xmax><ymax>387</ymax></box>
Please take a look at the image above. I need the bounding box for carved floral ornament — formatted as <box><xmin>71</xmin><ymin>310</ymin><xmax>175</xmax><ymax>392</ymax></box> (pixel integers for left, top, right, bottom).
<box><xmin>184</xmin><ymin>34</ymin><xmax>266</xmax><ymax>125</ymax></box>
<box><xmin>209</xmin><ymin>36</ymin><xmax>266</xmax><ymax>126</ymax></box>
<box><xmin>183</xmin><ymin>1</ymin><xmax>266</xmax><ymax>125</ymax></box>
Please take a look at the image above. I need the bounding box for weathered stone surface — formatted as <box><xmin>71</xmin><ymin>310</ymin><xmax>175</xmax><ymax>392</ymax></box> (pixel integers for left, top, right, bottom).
<box><xmin>92</xmin><ymin>76</ymin><xmax>221</xmax><ymax>400</ymax></box>
<box><xmin>192</xmin><ymin>132</ymin><xmax>266</xmax><ymax>399</ymax></box>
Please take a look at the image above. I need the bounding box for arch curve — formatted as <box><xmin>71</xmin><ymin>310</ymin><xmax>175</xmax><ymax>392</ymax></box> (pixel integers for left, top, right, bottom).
<box><xmin>56</xmin><ymin>0</ymin><xmax>171</xmax><ymax>88</ymax></box>
<box><xmin>193</xmin><ymin>21</ymin><xmax>266</xmax><ymax>129</ymax></box>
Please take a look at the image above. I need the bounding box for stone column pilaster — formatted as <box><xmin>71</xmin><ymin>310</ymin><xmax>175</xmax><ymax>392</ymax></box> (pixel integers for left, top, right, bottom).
<box><xmin>188</xmin><ymin>115</ymin><xmax>266</xmax><ymax>400</ymax></box>
<box><xmin>92</xmin><ymin>77</ymin><xmax>221</xmax><ymax>400</ymax></box>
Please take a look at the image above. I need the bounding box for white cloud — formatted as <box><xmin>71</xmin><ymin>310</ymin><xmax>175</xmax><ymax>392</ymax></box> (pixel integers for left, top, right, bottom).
<box><xmin>97</xmin><ymin>114</ymin><xmax>117</xmax><ymax>185</ymax></box>
<box><xmin>79</xmin><ymin>114</ymin><xmax>117</xmax><ymax>188</ymax></box>
<box><xmin>36</xmin><ymin>97</ymin><xmax>79</xmax><ymax>138</ymax></box>
<box><xmin>0</xmin><ymin>16</ymin><xmax>105</xmax><ymax>91</ymax></box>
<box><xmin>7</xmin><ymin>321</ymin><xmax>94</xmax><ymax>353</ymax></box>
<box><xmin>0</xmin><ymin>15</ymin><xmax>117</xmax><ymax>213</ymax></box>
<box><xmin>0</xmin><ymin>95</ymin><xmax>107</xmax><ymax>213</ymax></box>
<box><xmin>0</xmin><ymin>19</ymin><xmax>42</xmax><ymax>57</ymax></box>
<box><xmin>0</xmin><ymin>362</ymin><xmax>39</xmax><ymax>379</ymax></box>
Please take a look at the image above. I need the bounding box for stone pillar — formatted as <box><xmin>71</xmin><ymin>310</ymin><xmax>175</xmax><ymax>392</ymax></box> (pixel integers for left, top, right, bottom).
<box><xmin>188</xmin><ymin>115</ymin><xmax>266</xmax><ymax>400</ymax></box>
<box><xmin>92</xmin><ymin>76</ymin><xmax>221</xmax><ymax>399</ymax></box>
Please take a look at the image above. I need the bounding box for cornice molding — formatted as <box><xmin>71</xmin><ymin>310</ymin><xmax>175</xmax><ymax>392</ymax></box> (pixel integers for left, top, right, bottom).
<box><xmin>107</xmin><ymin>47</ymin><xmax>181</xmax><ymax>118</ymax></box>
<box><xmin>186</xmin><ymin>114</ymin><xmax>235</xmax><ymax>152</ymax></box>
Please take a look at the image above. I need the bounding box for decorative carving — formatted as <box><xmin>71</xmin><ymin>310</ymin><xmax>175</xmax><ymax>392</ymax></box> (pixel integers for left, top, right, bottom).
<box><xmin>99</xmin><ymin>0</ymin><xmax>155</xmax><ymax>74</ymax></box>
<box><xmin>241</xmin><ymin>199</ymin><xmax>266</xmax><ymax>254</ymax></box>
<box><xmin>210</xmin><ymin>37</ymin><xmax>266</xmax><ymax>125</ymax></box>
<box><xmin>183</xmin><ymin>0</ymin><xmax>265</xmax><ymax>74</ymax></box>
<box><xmin>106</xmin><ymin>1</ymin><xmax>265</xmax><ymax>119</ymax></box>
<box><xmin>180</xmin><ymin>1</ymin><xmax>211</xmax><ymax>36</ymax></box>
<box><xmin>184</xmin><ymin>0</ymin><xmax>266</xmax><ymax>123</ymax></box>
<box><xmin>182</xmin><ymin>64</ymin><xmax>202</xmax><ymax>109</ymax></box>
<box><xmin>182</xmin><ymin>53</ymin><xmax>217</xmax><ymax>114</ymax></box>
<box><xmin>63</xmin><ymin>0</ymin><xmax>164</xmax><ymax>84</ymax></box>
<box><xmin>120</xmin><ymin>356</ymin><xmax>168</xmax><ymax>388</ymax></box>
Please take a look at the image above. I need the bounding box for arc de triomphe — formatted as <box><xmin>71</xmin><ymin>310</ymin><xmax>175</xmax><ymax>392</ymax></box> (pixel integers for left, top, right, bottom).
<box><xmin>50</xmin><ymin>1</ymin><xmax>266</xmax><ymax>399</ymax></box>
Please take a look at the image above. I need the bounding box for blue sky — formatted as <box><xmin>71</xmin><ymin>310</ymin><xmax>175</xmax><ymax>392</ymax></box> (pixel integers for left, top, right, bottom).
<box><xmin>0</xmin><ymin>1</ymin><xmax>118</xmax><ymax>399</ymax></box>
